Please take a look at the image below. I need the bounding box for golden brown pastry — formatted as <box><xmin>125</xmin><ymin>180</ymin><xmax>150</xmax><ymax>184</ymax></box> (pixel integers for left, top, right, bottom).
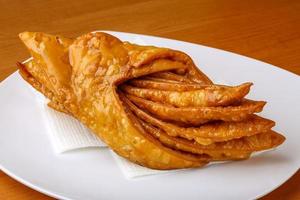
<box><xmin>17</xmin><ymin>31</ymin><xmax>285</xmax><ymax>170</ymax></box>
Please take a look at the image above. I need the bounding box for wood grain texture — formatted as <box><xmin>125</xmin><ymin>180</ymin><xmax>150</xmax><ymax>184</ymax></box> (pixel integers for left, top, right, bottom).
<box><xmin>0</xmin><ymin>0</ymin><xmax>299</xmax><ymax>199</ymax></box>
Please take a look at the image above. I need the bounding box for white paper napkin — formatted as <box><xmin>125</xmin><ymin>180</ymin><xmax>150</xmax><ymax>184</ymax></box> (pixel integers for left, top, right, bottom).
<box><xmin>41</xmin><ymin>103</ymin><xmax>106</xmax><ymax>152</ymax></box>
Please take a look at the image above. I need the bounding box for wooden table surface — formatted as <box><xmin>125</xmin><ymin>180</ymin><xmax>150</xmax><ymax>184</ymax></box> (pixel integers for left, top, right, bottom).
<box><xmin>0</xmin><ymin>0</ymin><xmax>299</xmax><ymax>199</ymax></box>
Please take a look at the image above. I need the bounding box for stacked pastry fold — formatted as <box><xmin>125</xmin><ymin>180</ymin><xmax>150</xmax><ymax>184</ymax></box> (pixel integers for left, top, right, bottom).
<box><xmin>119</xmin><ymin>73</ymin><xmax>282</xmax><ymax>161</ymax></box>
<box><xmin>18</xmin><ymin>31</ymin><xmax>285</xmax><ymax>170</ymax></box>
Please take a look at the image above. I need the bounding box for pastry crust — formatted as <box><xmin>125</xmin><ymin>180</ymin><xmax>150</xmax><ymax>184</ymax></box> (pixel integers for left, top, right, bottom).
<box><xmin>126</xmin><ymin>94</ymin><xmax>266</xmax><ymax>125</ymax></box>
<box><xmin>18</xmin><ymin>31</ymin><xmax>285</xmax><ymax>170</ymax></box>
<box><xmin>121</xmin><ymin>93</ymin><xmax>275</xmax><ymax>145</ymax></box>
<box><xmin>121</xmin><ymin>83</ymin><xmax>252</xmax><ymax>107</ymax></box>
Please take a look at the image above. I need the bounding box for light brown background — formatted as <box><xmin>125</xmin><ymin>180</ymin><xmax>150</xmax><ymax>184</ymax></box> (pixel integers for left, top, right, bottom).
<box><xmin>0</xmin><ymin>0</ymin><xmax>299</xmax><ymax>199</ymax></box>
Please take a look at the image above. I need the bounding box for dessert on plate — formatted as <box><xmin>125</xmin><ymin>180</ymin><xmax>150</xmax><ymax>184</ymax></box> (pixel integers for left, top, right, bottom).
<box><xmin>17</xmin><ymin>31</ymin><xmax>285</xmax><ymax>169</ymax></box>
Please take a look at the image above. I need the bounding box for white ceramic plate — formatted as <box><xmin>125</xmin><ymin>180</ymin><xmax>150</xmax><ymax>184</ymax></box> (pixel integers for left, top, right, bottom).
<box><xmin>0</xmin><ymin>31</ymin><xmax>299</xmax><ymax>200</ymax></box>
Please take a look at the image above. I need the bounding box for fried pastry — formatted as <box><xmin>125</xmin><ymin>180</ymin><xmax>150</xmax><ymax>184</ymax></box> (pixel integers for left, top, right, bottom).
<box><xmin>121</xmin><ymin>83</ymin><xmax>252</xmax><ymax>107</ymax></box>
<box><xmin>120</xmin><ymin>93</ymin><xmax>275</xmax><ymax>145</ymax></box>
<box><xmin>18</xmin><ymin>31</ymin><xmax>285</xmax><ymax>170</ymax></box>
<box><xmin>126</xmin><ymin>94</ymin><xmax>266</xmax><ymax>125</ymax></box>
